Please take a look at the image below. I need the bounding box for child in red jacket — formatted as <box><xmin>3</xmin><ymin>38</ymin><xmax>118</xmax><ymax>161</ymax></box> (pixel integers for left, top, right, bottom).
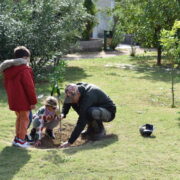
<box><xmin>0</xmin><ymin>46</ymin><xmax>37</xmax><ymax>148</ymax></box>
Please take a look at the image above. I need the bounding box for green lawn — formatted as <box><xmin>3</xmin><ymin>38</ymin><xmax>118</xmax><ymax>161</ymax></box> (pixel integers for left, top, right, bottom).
<box><xmin>0</xmin><ymin>55</ymin><xmax>180</xmax><ymax>180</ymax></box>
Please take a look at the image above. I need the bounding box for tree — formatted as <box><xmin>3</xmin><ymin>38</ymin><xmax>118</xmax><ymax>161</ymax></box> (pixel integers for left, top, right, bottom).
<box><xmin>114</xmin><ymin>0</ymin><xmax>180</xmax><ymax>65</ymax></box>
<box><xmin>0</xmin><ymin>0</ymin><xmax>88</xmax><ymax>75</ymax></box>
<box><xmin>160</xmin><ymin>21</ymin><xmax>180</xmax><ymax>108</ymax></box>
<box><xmin>82</xmin><ymin>0</ymin><xmax>97</xmax><ymax>40</ymax></box>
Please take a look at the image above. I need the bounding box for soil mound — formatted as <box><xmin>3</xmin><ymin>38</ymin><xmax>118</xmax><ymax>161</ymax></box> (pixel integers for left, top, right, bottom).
<box><xmin>36</xmin><ymin>123</ymin><xmax>87</xmax><ymax>149</ymax></box>
<box><xmin>31</xmin><ymin>123</ymin><xmax>117</xmax><ymax>149</ymax></box>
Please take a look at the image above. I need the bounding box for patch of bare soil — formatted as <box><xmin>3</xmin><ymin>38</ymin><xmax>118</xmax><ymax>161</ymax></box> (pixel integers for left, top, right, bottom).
<box><xmin>36</xmin><ymin>123</ymin><xmax>87</xmax><ymax>149</ymax></box>
<box><xmin>32</xmin><ymin>123</ymin><xmax>117</xmax><ymax>149</ymax></box>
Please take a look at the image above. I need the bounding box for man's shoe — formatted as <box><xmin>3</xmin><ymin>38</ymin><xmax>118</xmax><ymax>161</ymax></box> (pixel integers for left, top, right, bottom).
<box><xmin>45</xmin><ymin>129</ymin><xmax>55</xmax><ymax>139</ymax></box>
<box><xmin>81</xmin><ymin>130</ymin><xmax>89</xmax><ymax>139</ymax></box>
<box><xmin>90</xmin><ymin>128</ymin><xmax>106</xmax><ymax>141</ymax></box>
<box><xmin>81</xmin><ymin>129</ymin><xmax>93</xmax><ymax>140</ymax></box>
<box><xmin>81</xmin><ymin>124</ymin><xmax>94</xmax><ymax>140</ymax></box>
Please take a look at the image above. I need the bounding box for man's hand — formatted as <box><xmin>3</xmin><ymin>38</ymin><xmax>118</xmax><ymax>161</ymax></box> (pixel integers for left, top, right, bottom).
<box><xmin>60</xmin><ymin>114</ymin><xmax>64</xmax><ymax>120</ymax></box>
<box><xmin>59</xmin><ymin>141</ymin><xmax>71</xmax><ymax>148</ymax></box>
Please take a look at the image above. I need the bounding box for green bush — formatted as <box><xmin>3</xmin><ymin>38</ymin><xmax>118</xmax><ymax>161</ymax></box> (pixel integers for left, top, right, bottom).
<box><xmin>82</xmin><ymin>0</ymin><xmax>97</xmax><ymax>40</ymax></box>
<box><xmin>0</xmin><ymin>0</ymin><xmax>88</xmax><ymax>75</ymax></box>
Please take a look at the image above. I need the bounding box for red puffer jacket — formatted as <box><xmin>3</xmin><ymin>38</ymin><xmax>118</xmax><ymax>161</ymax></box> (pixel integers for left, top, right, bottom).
<box><xmin>3</xmin><ymin>65</ymin><xmax>37</xmax><ymax>111</ymax></box>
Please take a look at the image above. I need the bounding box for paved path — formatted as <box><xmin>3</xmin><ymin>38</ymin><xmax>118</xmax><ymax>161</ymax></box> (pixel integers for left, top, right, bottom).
<box><xmin>63</xmin><ymin>44</ymin><xmax>153</xmax><ymax>60</ymax></box>
<box><xmin>63</xmin><ymin>50</ymin><xmax>126</xmax><ymax>60</ymax></box>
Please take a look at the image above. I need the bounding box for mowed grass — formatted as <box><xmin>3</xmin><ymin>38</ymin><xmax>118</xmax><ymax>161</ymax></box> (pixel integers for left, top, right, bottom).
<box><xmin>0</xmin><ymin>54</ymin><xmax>179</xmax><ymax>180</ymax></box>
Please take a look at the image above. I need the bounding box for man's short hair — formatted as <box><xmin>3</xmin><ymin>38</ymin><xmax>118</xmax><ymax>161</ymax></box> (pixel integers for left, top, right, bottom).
<box><xmin>14</xmin><ymin>46</ymin><xmax>31</xmax><ymax>58</ymax></box>
<box><xmin>64</xmin><ymin>84</ymin><xmax>79</xmax><ymax>103</ymax></box>
<box><xmin>65</xmin><ymin>84</ymin><xmax>79</xmax><ymax>96</ymax></box>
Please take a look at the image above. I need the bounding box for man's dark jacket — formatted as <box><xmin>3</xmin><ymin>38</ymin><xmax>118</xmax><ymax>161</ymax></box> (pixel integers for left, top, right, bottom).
<box><xmin>61</xmin><ymin>83</ymin><xmax>116</xmax><ymax>144</ymax></box>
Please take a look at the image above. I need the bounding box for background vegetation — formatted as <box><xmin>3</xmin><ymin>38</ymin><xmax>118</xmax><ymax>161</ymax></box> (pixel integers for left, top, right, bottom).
<box><xmin>82</xmin><ymin>0</ymin><xmax>97</xmax><ymax>40</ymax></box>
<box><xmin>160</xmin><ymin>21</ymin><xmax>180</xmax><ymax>107</ymax></box>
<box><xmin>113</xmin><ymin>0</ymin><xmax>180</xmax><ymax>65</ymax></box>
<box><xmin>0</xmin><ymin>0</ymin><xmax>88</xmax><ymax>76</ymax></box>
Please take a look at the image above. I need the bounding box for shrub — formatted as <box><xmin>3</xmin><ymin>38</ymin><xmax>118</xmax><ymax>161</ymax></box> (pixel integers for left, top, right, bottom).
<box><xmin>82</xmin><ymin>0</ymin><xmax>97</xmax><ymax>40</ymax></box>
<box><xmin>0</xmin><ymin>0</ymin><xmax>88</xmax><ymax>76</ymax></box>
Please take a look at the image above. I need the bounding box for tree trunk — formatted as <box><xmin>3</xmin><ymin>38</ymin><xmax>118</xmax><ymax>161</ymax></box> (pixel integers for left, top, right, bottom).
<box><xmin>171</xmin><ymin>64</ymin><xmax>175</xmax><ymax>108</ymax></box>
<box><xmin>157</xmin><ymin>46</ymin><xmax>162</xmax><ymax>66</ymax></box>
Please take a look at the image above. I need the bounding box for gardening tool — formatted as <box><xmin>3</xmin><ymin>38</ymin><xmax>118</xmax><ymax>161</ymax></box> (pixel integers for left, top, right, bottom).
<box><xmin>51</xmin><ymin>83</ymin><xmax>62</xmax><ymax>145</ymax></box>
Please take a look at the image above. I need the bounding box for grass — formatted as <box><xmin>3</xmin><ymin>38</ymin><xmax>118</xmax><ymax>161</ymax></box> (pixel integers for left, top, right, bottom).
<box><xmin>0</xmin><ymin>54</ymin><xmax>180</xmax><ymax>180</ymax></box>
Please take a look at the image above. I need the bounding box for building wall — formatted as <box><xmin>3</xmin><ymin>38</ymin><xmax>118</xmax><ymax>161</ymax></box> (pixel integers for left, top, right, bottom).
<box><xmin>92</xmin><ymin>0</ymin><xmax>115</xmax><ymax>38</ymax></box>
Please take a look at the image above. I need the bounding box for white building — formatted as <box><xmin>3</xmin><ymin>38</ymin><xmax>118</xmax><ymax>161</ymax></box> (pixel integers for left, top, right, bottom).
<box><xmin>92</xmin><ymin>0</ymin><xmax>115</xmax><ymax>38</ymax></box>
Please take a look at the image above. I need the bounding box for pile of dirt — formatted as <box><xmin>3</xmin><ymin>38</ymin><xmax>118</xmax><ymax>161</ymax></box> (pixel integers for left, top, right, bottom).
<box><xmin>31</xmin><ymin>122</ymin><xmax>118</xmax><ymax>149</ymax></box>
<box><xmin>36</xmin><ymin>123</ymin><xmax>87</xmax><ymax>149</ymax></box>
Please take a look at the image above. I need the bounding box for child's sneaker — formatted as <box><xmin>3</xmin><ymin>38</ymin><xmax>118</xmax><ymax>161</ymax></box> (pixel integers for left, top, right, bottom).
<box><xmin>16</xmin><ymin>141</ymin><xmax>31</xmax><ymax>148</ymax></box>
<box><xmin>12</xmin><ymin>138</ymin><xmax>17</xmax><ymax>146</ymax></box>
<box><xmin>30</xmin><ymin>128</ymin><xmax>36</xmax><ymax>141</ymax></box>
<box><xmin>12</xmin><ymin>136</ymin><xmax>20</xmax><ymax>146</ymax></box>
<box><xmin>25</xmin><ymin>135</ymin><xmax>35</xmax><ymax>145</ymax></box>
<box><xmin>12</xmin><ymin>137</ymin><xmax>31</xmax><ymax>148</ymax></box>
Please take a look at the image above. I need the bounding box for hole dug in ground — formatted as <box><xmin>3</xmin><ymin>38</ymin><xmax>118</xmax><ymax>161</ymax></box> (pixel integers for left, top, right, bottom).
<box><xmin>36</xmin><ymin>123</ymin><xmax>87</xmax><ymax>149</ymax></box>
<box><xmin>32</xmin><ymin>122</ymin><xmax>117</xmax><ymax>149</ymax></box>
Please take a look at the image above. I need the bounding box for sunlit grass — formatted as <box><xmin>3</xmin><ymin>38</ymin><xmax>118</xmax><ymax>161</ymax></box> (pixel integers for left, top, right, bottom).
<box><xmin>0</xmin><ymin>54</ymin><xmax>179</xmax><ymax>180</ymax></box>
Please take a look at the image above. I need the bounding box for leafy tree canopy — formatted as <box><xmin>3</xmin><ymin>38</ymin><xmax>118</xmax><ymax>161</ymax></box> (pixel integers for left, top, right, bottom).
<box><xmin>0</xmin><ymin>0</ymin><xmax>88</xmax><ymax>74</ymax></box>
<box><xmin>114</xmin><ymin>0</ymin><xmax>180</xmax><ymax>65</ymax></box>
<box><xmin>161</xmin><ymin>20</ymin><xmax>180</xmax><ymax>64</ymax></box>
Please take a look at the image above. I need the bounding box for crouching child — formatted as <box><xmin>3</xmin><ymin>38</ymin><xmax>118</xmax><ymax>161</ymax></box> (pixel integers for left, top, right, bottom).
<box><xmin>28</xmin><ymin>96</ymin><xmax>60</xmax><ymax>147</ymax></box>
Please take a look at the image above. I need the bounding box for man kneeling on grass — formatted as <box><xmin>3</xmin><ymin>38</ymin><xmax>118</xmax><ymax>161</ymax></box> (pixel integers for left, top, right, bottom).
<box><xmin>60</xmin><ymin>82</ymin><xmax>116</xmax><ymax>148</ymax></box>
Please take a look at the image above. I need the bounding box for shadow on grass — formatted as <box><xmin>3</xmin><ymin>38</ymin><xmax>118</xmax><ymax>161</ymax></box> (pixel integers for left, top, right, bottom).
<box><xmin>129</xmin><ymin>55</ymin><xmax>157</xmax><ymax>63</ymax></box>
<box><xmin>128</xmin><ymin>55</ymin><xmax>180</xmax><ymax>83</ymax></box>
<box><xmin>135</xmin><ymin>67</ymin><xmax>179</xmax><ymax>83</ymax></box>
<box><xmin>34</xmin><ymin>66</ymin><xmax>90</xmax><ymax>101</ymax></box>
<box><xmin>35</xmin><ymin>82</ymin><xmax>53</xmax><ymax>99</ymax></box>
<box><xmin>0</xmin><ymin>146</ymin><xmax>30</xmax><ymax>180</ymax></box>
<box><xmin>43</xmin><ymin>150</ymin><xmax>70</xmax><ymax>164</ymax></box>
<box><xmin>63</xmin><ymin>134</ymin><xmax>118</xmax><ymax>155</ymax></box>
<box><xmin>109</xmin><ymin>63</ymin><xmax>180</xmax><ymax>83</ymax></box>
<box><xmin>140</xmin><ymin>135</ymin><xmax>156</xmax><ymax>139</ymax></box>
<box><xmin>65</xmin><ymin>66</ymin><xmax>90</xmax><ymax>82</ymax></box>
